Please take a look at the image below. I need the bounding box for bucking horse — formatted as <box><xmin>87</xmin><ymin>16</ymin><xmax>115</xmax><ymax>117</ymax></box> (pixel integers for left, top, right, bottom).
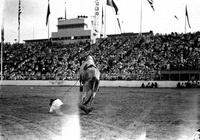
<box><xmin>79</xmin><ymin>55</ymin><xmax>100</xmax><ymax>114</ymax></box>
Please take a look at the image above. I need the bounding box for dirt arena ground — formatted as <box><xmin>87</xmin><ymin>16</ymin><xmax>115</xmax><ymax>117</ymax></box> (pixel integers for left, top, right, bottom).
<box><xmin>0</xmin><ymin>85</ymin><xmax>200</xmax><ymax>140</ymax></box>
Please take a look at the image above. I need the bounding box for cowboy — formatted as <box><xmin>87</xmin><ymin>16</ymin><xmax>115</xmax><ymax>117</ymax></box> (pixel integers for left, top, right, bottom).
<box><xmin>49</xmin><ymin>98</ymin><xmax>64</xmax><ymax>115</ymax></box>
<box><xmin>49</xmin><ymin>98</ymin><xmax>93</xmax><ymax>115</ymax></box>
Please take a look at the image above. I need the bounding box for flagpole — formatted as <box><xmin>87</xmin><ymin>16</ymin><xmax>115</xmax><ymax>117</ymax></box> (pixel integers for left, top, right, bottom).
<box><xmin>1</xmin><ymin>41</ymin><xmax>3</xmax><ymax>81</ymax></box>
<box><xmin>185</xmin><ymin>7</ymin><xmax>186</xmax><ymax>34</ymax></box>
<box><xmin>174</xmin><ymin>17</ymin><xmax>175</xmax><ymax>33</ymax></box>
<box><xmin>104</xmin><ymin>2</ymin><xmax>106</xmax><ymax>37</ymax></box>
<box><xmin>116</xmin><ymin>17</ymin><xmax>122</xmax><ymax>34</ymax></box>
<box><xmin>1</xmin><ymin>23</ymin><xmax>3</xmax><ymax>81</ymax></box>
<box><xmin>122</xmin><ymin>20</ymin><xmax>124</xmax><ymax>33</ymax></box>
<box><xmin>140</xmin><ymin>0</ymin><xmax>143</xmax><ymax>35</ymax></box>
<box><xmin>65</xmin><ymin>1</ymin><xmax>67</xmax><ymax>19</ymax></box>
<box><xmin>174</xmin><ymin>16</ymin><xmax>176</xmax><ymax>33</ymax></box>
<box><xmin>100</xmin><ymin>4</ymin><xmax>103</xmax><ymax>38</ymax></box>
<box><xmin>115</xmin><ymin>17</ymin><xmax>116</xmax><ymax>34</ymax></box>
<box><xmin>110</xmin><ymin>8</ymin><xmax>117</xmax><ymax>34</ymax></box>
<box><xmin>48</xmin><ymin>20</ymin><xmax>50</xmax><ymax>39</ymax></box>
<box><xmin>112</xmin><ymin>7</ymin><xmax>116</xmax><ymax>34</ymax></box>
<box><xmin>47</xmin><ymin>0</ymin><xmax>50</xmax><ymax>39</ymax></box>
<box><xmin>18</xmin><ymin>0</ymin><xmax>21</xmax><ymax>43</ymax></box>
<box><xmin>18</xmin><ymin>27</ymin><xmax>20</xmax><ymax>43</ymax></box>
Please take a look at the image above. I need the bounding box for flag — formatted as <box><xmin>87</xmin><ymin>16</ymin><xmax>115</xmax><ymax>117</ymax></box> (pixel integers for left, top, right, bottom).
<box><xmin>18</xmin><ymin>0</ymin><xmax>22</xmax><ymax>30</ymax></box>
<box><xmin>174</xmin><ymin>15</ymin><xmax>179</xmax><ymax>20</ymax></box>
<box><xmin>65</xmin><ymin>2</ymin><xmax>66</xmax><ymax>19</ymax></box>
<box><xmin>147</xmin><ymin>0</ymin><xmax>154</xmax><ymax>11</ymax></box>
<box><xmin>107</xmin><ymin>0</ymin><xmax>118</xmax><ymax>15</ymax></box>
<box><xmin>102</xmin><ymin>6</ymin><xmax>104</xmax><ymax>24</ymax></box>
<box><xmin>185</xmin><ymin>5</ymin><xmax>191</xmax><ymax>28</ymax></box>
<box><xmin>93</xmin><ymin>29</ymin><xmax>99</xmax><ymax>36</ymax></box>
<box><xmin>1</xmin><ymin>26</ymin><xmax>4</xmax><ymax>42</ymax></box>
<box><xmin>46</xmin><ymin>0</ymin><xmax>50</xmax><ymax>26</ymax></box>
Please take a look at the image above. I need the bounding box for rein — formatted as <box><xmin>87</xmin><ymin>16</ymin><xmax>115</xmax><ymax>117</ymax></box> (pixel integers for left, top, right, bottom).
<box><xmin>63</xmin><ymin>79</ymin><xmax>79</xmax><ymax>97</ymax></box>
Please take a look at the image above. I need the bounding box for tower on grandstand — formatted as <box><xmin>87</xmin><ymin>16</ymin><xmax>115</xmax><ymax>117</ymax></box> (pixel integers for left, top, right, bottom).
<box><xmin>51</xmin><ymin>16</ymin><xmax>93</xmax><ymax>44</ymax></box>
<box><xmin>51</xmin><ymin>0</ymin><xmax>103</xmax><ymax>44</ymax></box>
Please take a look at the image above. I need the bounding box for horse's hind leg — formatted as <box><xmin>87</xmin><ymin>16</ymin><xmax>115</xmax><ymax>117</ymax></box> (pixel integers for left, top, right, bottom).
<box><xmin>89</xmin><ymin>78</ymin><xmax>99</xmax><ymax>106</ymax></box>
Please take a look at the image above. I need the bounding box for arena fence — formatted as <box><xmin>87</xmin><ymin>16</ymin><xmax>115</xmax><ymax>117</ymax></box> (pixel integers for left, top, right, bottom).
<box><xmin>0</xmin><ymin>80</ymin><xmax>182</xmax><ymax>88</ymax></box>
<box><xmin>2</xmin><ymin>71</ymin><xmax>199</xmax><ymax>81</ymax></box>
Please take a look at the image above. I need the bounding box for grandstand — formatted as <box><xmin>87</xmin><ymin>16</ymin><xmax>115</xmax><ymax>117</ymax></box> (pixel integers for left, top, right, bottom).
<box><xmin>1</xmin><ymin>31</ymin><xmax>200</xmax><ymax>83</ymax></box>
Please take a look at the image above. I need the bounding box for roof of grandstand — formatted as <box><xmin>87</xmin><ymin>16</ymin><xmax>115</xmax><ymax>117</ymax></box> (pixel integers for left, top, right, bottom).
<box><xmin>24</xmin><ymin>39</ymin><xmax>49</xmax><ymax>43</ymax></box>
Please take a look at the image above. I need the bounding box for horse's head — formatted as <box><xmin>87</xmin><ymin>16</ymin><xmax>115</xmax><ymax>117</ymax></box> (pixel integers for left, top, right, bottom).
<box><xmin>86</xmin><ymin>55</ymin><xmax>94</xmax><ymax>62</ymax></box>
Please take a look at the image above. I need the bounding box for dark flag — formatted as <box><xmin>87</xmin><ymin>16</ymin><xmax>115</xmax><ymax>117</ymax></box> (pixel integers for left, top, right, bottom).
<box><xmin>46</xmin><ymin>0</ymin><xmax>50</xmax><ymax>26</ymax></box>
<box><xmin>147</xmin><ymin>0</ymin><xmax>154</xmax><ymax>11</ymax></box>
<box><xmin>174</xmin><ymin>15</ymin><xmax>179</xmax><ymax>20</ymax></box>
<box><xmin>102</xmin><ymin>6</ymin><xmax>104</xmax><ymax>24</ymax></box>
<box><xmin>1</xmin><ymin>26</ymin><xmax>4</xmax><ymax>42</ymax></box>
<box><xmin>18</xmin><ymin>0</ymin><xmax>22</xmax><ymax>30</ymax></box>
<box><xmin>107</xmin><ymin>0</ymin><xmax>118</xmax><ymax>15</ymax></box>
<box><xmin>185</xmin><ymin>5</ymin><xmax>191</xmax><ymax>28</ymax></box>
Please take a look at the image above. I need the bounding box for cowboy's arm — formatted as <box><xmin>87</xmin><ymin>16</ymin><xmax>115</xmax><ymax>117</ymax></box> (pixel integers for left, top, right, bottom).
<box><xmin>49</xmin><ymin>104</ymin><xmax>55</xmax><ymax>113</ymax></box>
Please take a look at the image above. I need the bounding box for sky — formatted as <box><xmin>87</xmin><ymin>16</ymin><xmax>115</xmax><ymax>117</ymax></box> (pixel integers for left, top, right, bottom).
<box><xmin>1</xmin><ymin>0</ymin><xmax>200</xmax><ymax>43</ymax></box>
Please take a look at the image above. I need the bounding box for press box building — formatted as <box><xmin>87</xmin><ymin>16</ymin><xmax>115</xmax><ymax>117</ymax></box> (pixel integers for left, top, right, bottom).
<box><xmin>51</xmin><ymin>16</ymin><xmax>95</xmax><ymax>44</ymax></box>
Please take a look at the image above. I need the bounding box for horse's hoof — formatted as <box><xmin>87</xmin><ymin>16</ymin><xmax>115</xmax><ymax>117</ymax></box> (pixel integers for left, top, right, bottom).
<box><xmin>85</xmin><ymin>107</ymin><xmax>93</xmax><ymax>114</ymax></box>
<box><xmin>79</xmin><ymin>104</ymin><xmax>93</xmax><ymax>114</ymax></box>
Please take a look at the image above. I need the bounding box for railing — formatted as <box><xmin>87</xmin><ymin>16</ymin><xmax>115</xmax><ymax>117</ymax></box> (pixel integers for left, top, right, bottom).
<box><xmin>1</xmin><ymin>71</ymin><xmax>200</xmax><ymax>81</ymax></box>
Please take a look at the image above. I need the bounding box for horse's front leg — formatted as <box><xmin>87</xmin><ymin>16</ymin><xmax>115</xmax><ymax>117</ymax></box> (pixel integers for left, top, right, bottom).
<box><xmin>88</xmin><ymin>92</ymin><xmax>97</xmax><ymax>107</ymax></box>
<box><xmin>81</xmin><ymin>91</ymin><xmax>87</xmax><ymax>104</ymax></box>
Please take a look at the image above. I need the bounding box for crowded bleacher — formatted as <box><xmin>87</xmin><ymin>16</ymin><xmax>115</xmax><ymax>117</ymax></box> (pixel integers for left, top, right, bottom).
<box><xmin>1</xmin><ymin>31</ymin><xmax>200</xmax><ymax>81</ymax></box>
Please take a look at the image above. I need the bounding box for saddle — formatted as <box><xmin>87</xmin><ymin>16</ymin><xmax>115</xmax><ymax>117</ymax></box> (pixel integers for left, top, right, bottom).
<box><xmin>80</xmin><ymin>64</ymin><xmax>97</xmax><ymax>87</ymax></box>
<box><xmin>83</xmin><ymin>64</ymin><xmax>96</xmax><ymax>71</ymax></box>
